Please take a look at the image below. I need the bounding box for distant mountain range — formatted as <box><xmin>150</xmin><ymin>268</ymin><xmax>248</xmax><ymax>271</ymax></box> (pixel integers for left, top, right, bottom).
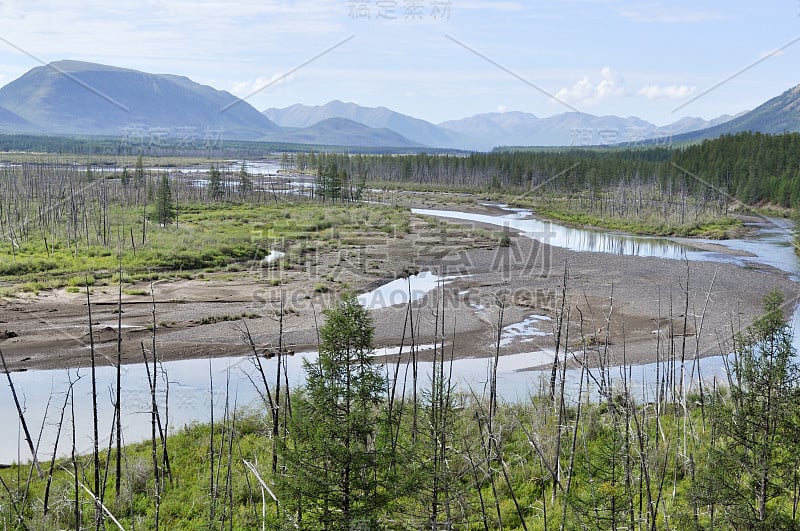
<box><xmin>0</xmin><ymin>60</ymin><xmax>280</xmax><ymax>140</ymax></box>
<box><xmin>263</xmin><ymin>100</ymin><xmax>741</xmax><ymax>150</ymax></box>
<box><xmin>0</xmin><ymin>60</ymin><xmax>797</xmax><ymax>149</ymax></box>
<box><xmin>262</xmin><ymin>117</ymin><xmax>425</xmax><ymax>148</ymax></box>
<box><xmin>263</xmin><ymin>100</ymin><xmax>468</xmax><ymax>148</ymax></box>
<box><xmin>437</xmin><ymin>111</ymin><xmax>740</xmax><ymax>149</ymax></box>
<box><xmin>666</xmin><ymin>85</ymin><xmax>800</xmax><ymax>144</ymax></box>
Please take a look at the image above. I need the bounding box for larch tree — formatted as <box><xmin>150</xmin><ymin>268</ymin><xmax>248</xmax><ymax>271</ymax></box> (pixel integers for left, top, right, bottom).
<box><xmin>281</xmin><ymin>294</ymin><xmax>390</xmax><ymax>530</ymax></box>
<box><xmin>695</xmin><ymin>291</ymin><xmax>800</xmax><ymax>529</ymax></box>
<box><xmin>208</xmin><ymin>165</ymin><xmax>224</xmax><ymax>200</ymax></box>
<box><xmin>154</xmin><ymin>174</ymin><xmax>174</xmax><ymax>226</ymax></box>
<box><xmin>238</xmin><ymin>162</ymin><xmax>253</xmax><ymax>196</ymax></box>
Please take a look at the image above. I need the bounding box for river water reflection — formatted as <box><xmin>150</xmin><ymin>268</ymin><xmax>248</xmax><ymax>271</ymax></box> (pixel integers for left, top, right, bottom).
<box><xmin>1</xmin><ymin>206</ymin><xmax>797</xmax><ymax>463</ymax></box>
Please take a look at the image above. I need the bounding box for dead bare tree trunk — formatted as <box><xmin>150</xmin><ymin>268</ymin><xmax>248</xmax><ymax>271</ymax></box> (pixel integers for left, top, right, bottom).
<box><xmin>71</xmin><ymin>371</ymin><xmax>81</xmax><ymax>531</ymax></box>
<box><xmin>463</xmin><ymin>433</ymin><xmax>490</xmax><ymax>531</ymax></box>
<box><xmin>147</xmin><ymin>344</ymin><xmax>161</xmax><ymax>531</ymax></box>
<box><xmin>409</xmin><ymin>277</ymin><xmax>419</xmax><ymax>443</ymax></box>
<box><xmin>44</xmin><ymin>380</ymin><xmax>74</xmax><ymax>516</ymax></box>
<box><xmin>0</xmin><ymin>349</ymin><xmax>42</xmax><ymax>478</ymax></box>
<box><xmin>550</xmin><ymin>263</ymin><xmax>568</xmax><ymax>402</ymax></box>
<box><xmin>115</xmin><ymin>260</ymin><xmax>123</xmax><ymax>500</ymax></box>
<box><xmin>271</xmin><ymin>291</ymin><xmax>284</xmax><ymax>475</ymax></box>
<box><xmin>489</xmin><ymin>295</ymin><xmax>504</xmax><ymax>449</ymax></box>
<box><xmin>209</xmin><ymin>359</ymin><xmax>217</xmax><ymax>526</ymax></box>
<box><xmin>86</xmin><ymin>282</ymin><xmax>103</xmax><ymax>530</ymax></box>
<box><xmin>560</xmin><ymin>362</ymin><xmax>585</xmax><ymax>531</ymax></box>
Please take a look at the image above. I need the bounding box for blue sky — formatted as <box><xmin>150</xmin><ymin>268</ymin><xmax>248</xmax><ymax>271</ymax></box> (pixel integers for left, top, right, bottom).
<box><xmin>0</xmin><ymin>1</ymin><xmax>797</xmax><ymax>125</ymax></box>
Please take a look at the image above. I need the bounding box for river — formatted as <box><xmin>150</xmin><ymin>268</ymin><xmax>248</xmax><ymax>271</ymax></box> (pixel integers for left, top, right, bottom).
<box><xmin>0</xmin><ymin>205</ymin><xmax>797</xmax><ymax>464</ymax></box>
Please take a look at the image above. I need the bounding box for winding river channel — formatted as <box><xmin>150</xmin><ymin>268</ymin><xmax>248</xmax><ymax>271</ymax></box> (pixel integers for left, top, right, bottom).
<box><xmin>0</xmin><ymin>205</ymin><xmax>797</xmax><ymax>464</ymax></box>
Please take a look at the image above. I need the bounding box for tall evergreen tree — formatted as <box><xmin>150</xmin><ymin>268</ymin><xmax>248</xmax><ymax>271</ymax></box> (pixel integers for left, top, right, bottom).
<box><xmin>208</xmin><ymin>165</ymin><xmax>223</xmax><ymax>200</ymax></box>
<box><xmin>695</xmin><ymin>291</ymin><xmax>800</xmax><ymax>529</ymax></box>
<box><xmin>120</xmin><ymin>167</ymin><xmax>131</xmax><ymax>187</ymax></box>
<box><xmin>316</xmin><ymin>162</ymin><xmax>352</xmax><ymax>202</ymax></box>
<box><xmin>282</xmin><ymin>295</ymin><xmax>389</xmax><ymax>530</ymax></box>
<box><xmin>154</xmin><ymin>174</ymin><xmax>174</xmax><ymax>226</ymax></box>
<box><xmin>238</xmin><ymin>162</ymin><xmax>253</xmax><ymax>196</ymax></box>
<box><xmin>317</xmin><ymin>163</ymin><xmax>345</xmax><ymax>203</ymax></box>
<box><xmin>134</xmin><ymin>154</ymin><xmax>145</xmax><ymax>187</ymax></box>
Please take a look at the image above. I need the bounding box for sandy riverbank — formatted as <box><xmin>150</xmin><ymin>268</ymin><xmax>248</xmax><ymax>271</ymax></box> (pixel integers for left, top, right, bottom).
<box><xmin>0</xmin><ymin>197</ymin><xmax>796</xmax><ymax>373</ymax></box>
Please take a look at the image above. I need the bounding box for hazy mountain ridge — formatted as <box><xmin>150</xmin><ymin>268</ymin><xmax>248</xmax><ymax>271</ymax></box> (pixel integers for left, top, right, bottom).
<box><xmin>667</xmin><ymin>85</ymin><xmax>800</xmax><ymax>143</ymax></box>
<box><xmin>0</xmin><ymin>60</ymin><xmax>796</xmax><ymax>149</ymax></box>
<box><xmin>267</xmin><ymin>101</ymin><xmax>741</xmax><ymax>149</ymax></box>
<box><xmin>262</xmin><ymin>117</ymin><xmax>424</xmax><ymax>148</ymax></box>
<box><xmin>439</xmin><ymin>111</ymin><xmax>740</xmax><ymax>149</ymax></box>
<box><xmin>0</xmin><ymin>60</ymin><xmax>280</xmax><ymax>140</ymax></box>
<box><xmin>263</xmin><ymin>100</ymin><xmax>468</xmax><ymax>148</ymax></box>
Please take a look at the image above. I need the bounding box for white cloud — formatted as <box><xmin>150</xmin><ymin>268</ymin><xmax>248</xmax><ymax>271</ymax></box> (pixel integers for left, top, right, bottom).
<box><xmin>555</xmin><ymin>67</ymin><xmax>625</xmax><ymax>105</ymax></box>
<box><xmin>497</xmin><ymin>103</ymin><xmax>507</xmax><ymax>113</ymax></box>
<box><xmin>638</xmin><ymin>84</ymin><xmax>697</xmax><ymax>100</ymax></box>
<box><xmin>230</xmin><ymin>72</ymin><xmax>296</xmax><ymax>98</ymax></box>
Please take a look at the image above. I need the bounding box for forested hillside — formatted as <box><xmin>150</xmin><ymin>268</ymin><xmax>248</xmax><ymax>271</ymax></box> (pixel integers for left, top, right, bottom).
<box><xmin>299</xmin><ymin>132</ymin><xmax>800</xmax><ymax>209</ymax></box>
<box><xmin>673</xmin><ymin>132</ymin><xmax>800</xmax><ymax>207</ymax></box>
